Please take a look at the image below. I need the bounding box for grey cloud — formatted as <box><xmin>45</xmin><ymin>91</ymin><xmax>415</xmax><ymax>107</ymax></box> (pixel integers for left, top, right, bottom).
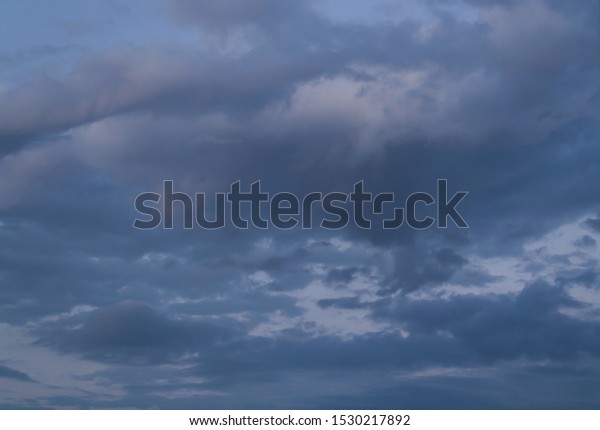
<box><xmin>324</xmin><ymin>267</ymin><xmax>365</xmax><ymax>285</ymax></box>
<box><xmin>1</xmin><ymin>0</ymin><xmax>600</xmax><ymax>409</ymax></box>
<box><xmin>317</xmin><ymin>296</ymin><xmax>363</xmax><ymax>310</ymax></box>
<box><xmin>260</xmin><ymin>247</ymin><xmax>309</xmax><ymax>271</ymax></box>
<box><xmin>374</xmin><ymin>282</ymin><xmax>598</xmax><ymax>362</ymax></box>
<box><xmin>576</xmin><ymin>235</ymin><xmax>597</xmax><ymax>248</ymax></box>
<box><xmin>556</xmin><ymin>269</ymin><xmax>599</xmax><ymax>290</ymax></box>
<box><xmin>2</xmin><ymin>0</ymin><xmax>596</xmax><ymax>154</ymax></box>
<box><xmin>38</xmin><ymin>301</ymin><xmax>235</xmax><ymax>365</ymax></box>
<box><xmin>0</xmin><ymin>365</ymin><xmax>35</xmax><ymax>382</ymax></box>
<box><xmin>584</xmin><ymin>217</ymin><xmax>600</xmax><ymax>233</ymax></box>
<box><xmin>383</xmin><ymin>247</ymin><xmax>468</xmax><ymax>294</ymax></box>
<box><xmin>165</xmin><ymin>0</ymin><xmax>310</xmax><ymax>34</ymax></box>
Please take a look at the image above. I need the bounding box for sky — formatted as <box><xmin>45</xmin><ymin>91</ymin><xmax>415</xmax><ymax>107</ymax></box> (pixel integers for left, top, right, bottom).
<box><xmin>0</xmin><ymin>0</ymin><xmax>599</xmax><ymax>409</ymax></box>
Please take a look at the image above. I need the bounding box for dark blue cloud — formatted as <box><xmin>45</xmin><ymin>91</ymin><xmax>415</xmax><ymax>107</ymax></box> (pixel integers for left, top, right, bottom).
<box><xmin>0</xmin><ymin>0</ymin><xmax>599</xmax><ymax>409</ymax></box>
<box><xmin>0</xmin><ymin>365</ymin><xmax>35</xmax><ymax>383</ymax></box>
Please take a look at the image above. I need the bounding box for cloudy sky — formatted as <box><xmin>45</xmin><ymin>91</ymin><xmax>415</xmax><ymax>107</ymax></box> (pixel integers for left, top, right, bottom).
<box><xmin>1</xmin><ymin>0</ymin><xmax>599</xmax><ymax>409</ymax></box>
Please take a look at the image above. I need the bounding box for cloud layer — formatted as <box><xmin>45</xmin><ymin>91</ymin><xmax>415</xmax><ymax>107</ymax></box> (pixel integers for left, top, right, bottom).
<box><xmin>0</xmin><ymin>0</ymin><xmax>599</xmax><ymax>408</ymax></box>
